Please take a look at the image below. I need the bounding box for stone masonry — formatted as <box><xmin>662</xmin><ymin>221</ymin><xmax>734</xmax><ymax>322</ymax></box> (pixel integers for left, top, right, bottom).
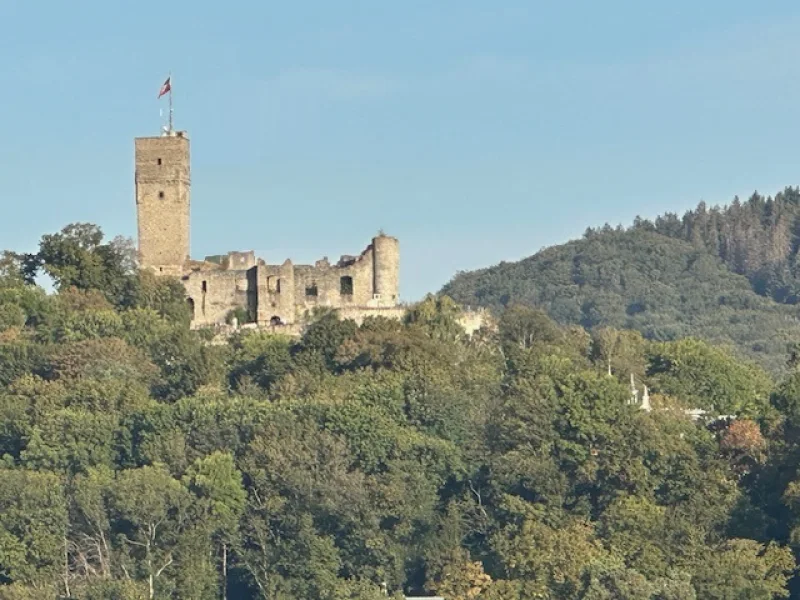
<box><xmin>135</xmin><ymin>132</ymin><xmax>190</xmax><ymax>277</ymax></box>
<box><xmin>135</xmin><ymin>129</ymin><xmax>402</xmax><ymax>329</ymax></box>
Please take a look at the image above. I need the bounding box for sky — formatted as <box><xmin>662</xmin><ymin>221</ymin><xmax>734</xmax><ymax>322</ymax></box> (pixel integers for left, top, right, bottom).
<box><xmin>2</xmin><ymin>1</ymin><xmax>800</xmax><ymax>300</ymax></box>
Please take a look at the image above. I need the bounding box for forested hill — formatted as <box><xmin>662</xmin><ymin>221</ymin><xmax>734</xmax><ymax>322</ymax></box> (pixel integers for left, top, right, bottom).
<box><xmin>441</xmin><ymin>223</ymin><xmax>800</xmax><ymax>375</ymax></box>
<box><xmin>5</xmin><ymin>223</ymin><xmax>800</xmax><ymax>598</ymax></box>
<box><xmin>633</xmin><ymin>186</ymin><xmax>800</xmax><ymax>304</ymax></box>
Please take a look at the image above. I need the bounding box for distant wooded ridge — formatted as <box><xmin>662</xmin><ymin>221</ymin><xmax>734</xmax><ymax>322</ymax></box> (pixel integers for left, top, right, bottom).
<box><xmin>442</xmin><ymin>186</ymin><xmax>800</xmax><ymax>374</ymax></box>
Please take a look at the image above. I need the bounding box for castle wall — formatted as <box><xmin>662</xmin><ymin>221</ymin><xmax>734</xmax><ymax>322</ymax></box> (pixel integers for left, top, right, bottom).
<box><xmin>292</xmin><ymin>251</ymin><xmax>374</xmax><ymax>316</ymax></box>
<box><xmin>135</xmin><ymin>133</ymin><xmax>190</xmax><ymax>273</ymax></box>
<box><xmin>183</xmin><ymin>268</ymin><xmax>251</xmax><ymax>326</ymax></box>
<box><xmin>456</xmin><ymin>308</ymin><xmax>495</xmax><ymax>335</ymax></box>
<box><xmin>205</xmin><ymin>251</ymin><xmax>256</xmax><ymax>270</ymax></box>
<box><xmin>181</xmin><ymin>236</ymin><xmax>402</xmax><ymax>329</ymax></box>
<box><xmin>256</xmin><ymin>261</ymin><xmax>296</xmax><ymax>326</ymax></box>
<box><xmin>337</xmin><ymin>306</ymin><xmax>407</xmax><ymax>324</ymax></box>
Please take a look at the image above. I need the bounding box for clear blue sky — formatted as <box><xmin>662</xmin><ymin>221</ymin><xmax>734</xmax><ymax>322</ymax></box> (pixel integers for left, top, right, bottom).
<box><xmin>2</xmin><ymin>1</ymin><xmax>800</xmax><ymax>300</ymax></box>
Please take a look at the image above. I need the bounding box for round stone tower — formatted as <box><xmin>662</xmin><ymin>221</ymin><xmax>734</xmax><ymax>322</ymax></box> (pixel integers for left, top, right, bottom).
<box><xmin>372</xmin><ymin>233</ymin><xmax>400</xmax><ymax>304</ymax></box>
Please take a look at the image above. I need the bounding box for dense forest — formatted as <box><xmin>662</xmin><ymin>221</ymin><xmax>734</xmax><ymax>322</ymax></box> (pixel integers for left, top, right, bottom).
<box><xmin>3</xmin><ymin>223</ymin><xmax>800</xmax><ymax>599</ymax></box>
<box><xmin>442</xmin><ymin>187</ymin><xmax>800</xmax><ymax>375</ymax></box>
<box><xmin>634</xmin><ymin>187</ymin><xmax>800</xmax><ymax>304</ymax></box>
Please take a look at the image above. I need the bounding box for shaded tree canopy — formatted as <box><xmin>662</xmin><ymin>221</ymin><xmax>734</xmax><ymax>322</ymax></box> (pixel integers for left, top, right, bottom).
<box><xmin>1</xmin><ymin>222</ymin><xmax>800</xmax><ymax>599</ymax></box>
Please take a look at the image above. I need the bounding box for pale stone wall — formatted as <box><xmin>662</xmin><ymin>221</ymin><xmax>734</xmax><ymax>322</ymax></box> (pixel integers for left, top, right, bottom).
<box><xmin>198</xmin><ymin>306</ymin><xmax>492</xmax><ymax>348</ymax></box>
<box><xmin>181</xmin><ymin>238</ymin><xmax>404</xmax><ymax>329</ymax></box>
<box><xmin>457</xmin><ymin>308</ymin><xmax>496</xmax><ymax>335</ymax></box>
<box><xmin>372</xmin><ymin>234</ymin><xmax>399</xmax><ymax>305</ymax></box>
<box><xmin>135</xmin><ymin>132</ymin><xmax>190</xmax><ymax>273</ymax></box>
<box><xmin>256</xmin><ymin>260</ymin><xmax>296</xmax><ymax>326</ymax></box>
<box><xmin>203</xmin><ymin>251</ymin><xmax>256</xmax><ymax>270</ymax></box>
<box><xmin>293</xmin><ymin>250</ymin><xmax>374</xmax><ymax>315</ymax></box>
<box><xmin>336</xmin><ymin>306</ymin><xmax>407</xmax><ymax>324</ymax></box>
<box><xmin>183</xmin><ymin>268</ymin><xmax>251</xmax><ymax>326</ymax></box>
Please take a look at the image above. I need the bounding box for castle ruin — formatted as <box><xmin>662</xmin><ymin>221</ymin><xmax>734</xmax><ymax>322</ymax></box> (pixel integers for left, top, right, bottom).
<box><xmin>135</xmin><ymin>129</ymin><xmax>402</xmax><ymax>330</ymax></box>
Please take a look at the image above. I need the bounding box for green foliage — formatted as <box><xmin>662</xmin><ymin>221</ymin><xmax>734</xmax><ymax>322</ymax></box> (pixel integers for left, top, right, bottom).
<box><xmin>442</xmin><ymin>227</ymin><xmax>800</xmax><ymax>374</ymax></box>
<box><xmin>0</xmin><ymin>470</ymin><xmax>67</xmax><ymax>587</ymax></box>
<box><xmin>691</xmin><ymin>540</ymin><xmax>795</xmax><ymax>599</ymax></box>
<box><xmin>405</xmin><ymin>294</ymin><xmax>466</xmax><ymax>341</ymax></box>
<box><xmin>228</xmin><ymin>331</ymin><xmax>294</xmax><ymax>392</ymax></box>
<box><xmin>148</xmin><ymin>327</ymin><xmax>220</xmax><ymax>401</ymax></box>
<box><xmin>184</xmin><ymin>451</ymin><xmax>245</xmax><ymax>538</ymax></box>
<box><xmin>225</xmin><ymin>306</ymin><xmax>250</xmax><ymax>326</ymax></box>
<box><xmin>25</xmin><ymin>224</ymin><xmax>137</xmax><ymax>308</ymax></box>
<box><xmin>498</xmin><ymin>304</ymin><xmax>563</xmax><ymax>349</ymax></box>
<box><xmin>0</xmin><ymin>341</ymin><xmax>44</xmax><ymax>387</ymax></box>
<box><xmin>71</xmin><ymin>580</ymin><xmax>149</xmax><ymax>600</ymax></box>
<box><xmin>300</xmin><ymin>309</ymin><xmax>358</xmax><ymax>369</ymax></box>
<box><xmin>637</xmin><ymin>189</ymin><xmax>800</xmax><ymax>306</ymax></box>
<box><xmin>648</xmin><ymin>338</ymin><xmax>774</xmax><ymax>416</ymax></box>
<box><xmin>20</xmin><ymin>409</ymin><xmax>118</xmax><ymax>474</ymax></box>
<box><xmin>1</xmin><ymin>221</ymin><xmax>800</xmax><ymax>598</ymax></box>
<box><xmin>131</xmin><ymin>271</ymin><xmax>191</xmax><ymax>325</ymax></box>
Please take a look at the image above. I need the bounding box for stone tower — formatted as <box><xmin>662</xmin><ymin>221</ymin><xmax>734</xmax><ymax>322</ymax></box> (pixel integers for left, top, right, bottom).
<box><xmin>372</xmin><ymin>233</ymin><xmax>400</xmax><ymax>304</ymax></box>
<box><xmin>135</xmin><ymin>131</ymin><xmax>191</xmax><ymax>275</ymax></box>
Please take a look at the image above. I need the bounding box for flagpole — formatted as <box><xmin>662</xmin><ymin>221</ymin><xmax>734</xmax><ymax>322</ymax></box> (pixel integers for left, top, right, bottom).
<box><xmin>169</xmin><ymin>71</ymin><xmax>174</xmax><ymax>133</ymax></box>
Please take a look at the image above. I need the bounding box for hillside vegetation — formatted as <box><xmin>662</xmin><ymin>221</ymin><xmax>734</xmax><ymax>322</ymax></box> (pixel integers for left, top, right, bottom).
<box><xmin>637</xmin><ymin>187</ymin><xmax>800</xmax><ymax>303</ymax></box>
<box><xmin>3</xmin><ymin>223</ymin><xmax>800</xmax><ymax>599</ymax></box>
<box><xmin>442</xmin><ymin>191</ymin><xmax>800</xmax><ymax>374</ymax></box>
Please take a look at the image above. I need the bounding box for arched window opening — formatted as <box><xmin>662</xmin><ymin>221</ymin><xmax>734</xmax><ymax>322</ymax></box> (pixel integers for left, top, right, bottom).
<box><xmin>187</xmin><ymin>297</ymin><xmax>195</xmax><ymax>318</ymax></box>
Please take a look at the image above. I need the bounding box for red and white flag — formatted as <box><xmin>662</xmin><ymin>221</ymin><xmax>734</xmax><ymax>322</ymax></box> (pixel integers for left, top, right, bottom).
<box><xmin>157</xmin><ymin>77</ymin><xmax>171</xmax><ymax>99</ymax></box>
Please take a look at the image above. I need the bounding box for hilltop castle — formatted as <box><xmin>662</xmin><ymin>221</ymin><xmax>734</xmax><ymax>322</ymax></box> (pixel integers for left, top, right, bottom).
<box><xmin>134</xmin><ymin>129</ymin><xmax>402</xmax><ymax>330</ymax></box>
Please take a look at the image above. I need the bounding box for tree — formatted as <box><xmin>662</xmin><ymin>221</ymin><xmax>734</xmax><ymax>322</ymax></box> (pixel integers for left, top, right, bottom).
<box><xmin>404</xmin><ymin>295</ymin><xmax>466</xmax><ymax>342</ymax></box>
<box><xmin>647</xmin><ymin>338</ymin><xmax>773</xmax><ymax>416</ymax></box>
<box><xmin>719</xmin><ymin>419</ymin><xmax>766</xmax><ymax>474</ymax></box>
<box><xmin>110</xmin><ymin>465</ymin><xmax>195</xmax><ymax>600</ymax></box>
<box><xmin>147</xmin><ymin>327</ymin><xmax>217</xmax><ymax>401</ymax></box>
<box><xmin>228</xmin><ymin>331</ymin><xmax>294</xmax><ymax>393</ymax></box>
<box><xmin>20</xmin><ymin>409</ymin><xmax>118</xmax><ymax>474</ymax></box>
<box><xmin>440</xmin><ymin>225</ymin><xmax>800</xmax><ymax>375</ymax></box>
<box><xmin>299</xmin><ymin>309</ymin><xmax>358</xmax><ymax>370</ymax></box>
<box><xmin>591</xmin><ymin>327</ymin><xmax>646</xmax><ymax>380</ymax></box>
<box><xmin>498</xmin><ymin>304</ymin><xmax>561</xmax><ymax>350</ymax></box>
<box><xmin>3</xmin><ymin>217</ymin><xmax>800</xmax><ymax>598</ymax></box>
<box><xmin>491</xmin><ymin>498</ymin><xmax>604</xmax><ymax>598</ymax></box>
<box><xmin>691</xmin><ymin>540</ymin><xmax>794</xmax><ymax>599</ymax></box>
<box><xmin>130</xmin><ymin>271</ymin><xmax>190</xmax><ymax>325</ymax></box>
<box><xmin>598</xmin><ymin>496</ymin><xmax>668</xmax><ymax>579</ymax></box>
<box><xmin>69</xmin><ymin>467</ymin><xmax>115</xmax><ymax>584</ymax></box>
<box><xmin>25</xmin><ymin>224</ymin><xmax>137</xmax><ymax>308</ymax></box>
<box><xmin>0</xmin><ymin>470</ymin><xmax>67</xmax><ymax>590</ymax></box>
<box><xmin>184</xmin><ymin>452</ymin><xmax>245</xmax><ymax>599</ymax></box>
<box><xmin>426</xmin><ymin>548</ymin><xmax>493</xmax><ymax>600</ymax></box>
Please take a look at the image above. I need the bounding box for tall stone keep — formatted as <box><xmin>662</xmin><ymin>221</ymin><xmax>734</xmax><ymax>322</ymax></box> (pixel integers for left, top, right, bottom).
<box><xmin>135</xmin><ymin>131</ymin><xmax>191</xmax><ymax>275</ymax></box>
